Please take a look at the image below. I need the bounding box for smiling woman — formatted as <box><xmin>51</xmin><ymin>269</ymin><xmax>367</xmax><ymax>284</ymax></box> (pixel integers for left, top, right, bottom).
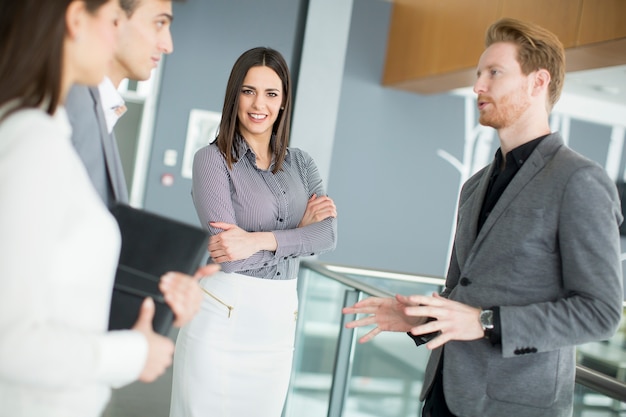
<box><xmin>169</xmin><ymin>46</ymin><xmax>338</xmax><ymax>417</ymax></box>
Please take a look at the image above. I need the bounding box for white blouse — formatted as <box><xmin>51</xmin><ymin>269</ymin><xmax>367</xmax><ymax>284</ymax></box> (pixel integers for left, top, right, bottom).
<box><xmin>0</xmin><ymin>106</ymin><xmax>147</xmax><ymax>417</ymax></box>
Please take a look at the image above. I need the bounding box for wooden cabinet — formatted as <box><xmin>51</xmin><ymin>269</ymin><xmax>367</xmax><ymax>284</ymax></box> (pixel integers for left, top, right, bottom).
<box><xmin>578</xmin><ymin>0</ymin><xmax>626</xmax><ymax>44</ymax></box>
<box><xmin>383</xmin><ymin>0</ymin><xmax>626</xmax><ymax>94</ymax></box>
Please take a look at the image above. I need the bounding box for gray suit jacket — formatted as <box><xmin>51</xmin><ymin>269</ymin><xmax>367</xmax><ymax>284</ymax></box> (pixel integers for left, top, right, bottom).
<box><xmin>421</xmin><ymin>133</ymin><xmax>624</xmax><ymax>417</ymax></box>
<box><xmin>66</xmin><ymin>85</ymin><xmax>128</xmax><ymax>206</ymax></box>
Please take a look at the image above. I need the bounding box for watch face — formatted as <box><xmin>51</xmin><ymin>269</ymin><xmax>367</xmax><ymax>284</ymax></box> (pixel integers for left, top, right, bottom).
<box><xmin>480</xmin><ymin>309</ymin><xmax>494</xmax><ymax>330</ymax></box>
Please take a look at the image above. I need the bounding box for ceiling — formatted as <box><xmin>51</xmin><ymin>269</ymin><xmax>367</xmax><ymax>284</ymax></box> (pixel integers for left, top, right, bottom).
<box><xmin>564</xmin><ymin>64</ymin><xmax>626</xmax><ymax>106</ymax></box>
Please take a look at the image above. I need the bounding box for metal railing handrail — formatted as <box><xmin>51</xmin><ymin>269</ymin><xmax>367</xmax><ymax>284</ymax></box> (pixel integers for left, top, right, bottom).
<box><xmin>301</xmin><ymin>260</ymin><xmax>626</xmax><ymax>403</ymax></box>
<box><xmin>576</xmin><ymin>365</ymin><xmax>626</xmax><ymax>402</ymax></box>
<box><xmin>300</xmin><ymin>260</ymin><xmax>445</xmax><ymax>298</ymax></box>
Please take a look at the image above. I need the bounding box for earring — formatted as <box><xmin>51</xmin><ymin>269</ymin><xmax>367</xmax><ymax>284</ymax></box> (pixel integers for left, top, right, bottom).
<box><xmin>280</xmin><ymin>107</ymin><xmax>285</xmax><ymax>110</ymax></box>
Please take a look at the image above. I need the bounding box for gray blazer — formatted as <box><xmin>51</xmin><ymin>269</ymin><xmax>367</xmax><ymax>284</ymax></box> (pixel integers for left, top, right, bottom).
<box><xmin>421</xmin><ymin>133</ymin><xmax>624</xmax><ymax>417</ymax></box>
<box><xmin>65</xmin><ymin>85</ymin><xmax>128</xmax><ymax>206</ymax></box>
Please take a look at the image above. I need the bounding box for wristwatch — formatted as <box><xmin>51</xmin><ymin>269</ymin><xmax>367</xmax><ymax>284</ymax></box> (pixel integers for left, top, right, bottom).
<box><xmin>479</xmin><ymin>309</ymin><xmax>494</xmax><ymax>336</ymax></box>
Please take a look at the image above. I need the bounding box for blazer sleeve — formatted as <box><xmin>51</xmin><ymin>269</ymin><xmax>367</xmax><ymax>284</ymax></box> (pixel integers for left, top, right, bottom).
<box><xmin>499</xmin><ymin>164</ymin><xmax>623</xmax><ymax>357</ymax></box>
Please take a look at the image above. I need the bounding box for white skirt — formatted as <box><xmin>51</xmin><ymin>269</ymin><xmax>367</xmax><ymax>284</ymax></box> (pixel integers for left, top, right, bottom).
<box><xmin>169</xmin><ymin>271</ymin><xmax>298</xmax><ymax>417</ymax></box>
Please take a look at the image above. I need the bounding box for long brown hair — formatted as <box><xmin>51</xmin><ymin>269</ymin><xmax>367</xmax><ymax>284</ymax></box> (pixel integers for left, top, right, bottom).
<box><xmin>216</xmin><ymin>46</ymin><xmax>292</xmax><ymax>174</ymax></box>
<box><xmin>0</xmin><ymin>0</ymin><xmax>110</xmax><ymax>119</ymax></box>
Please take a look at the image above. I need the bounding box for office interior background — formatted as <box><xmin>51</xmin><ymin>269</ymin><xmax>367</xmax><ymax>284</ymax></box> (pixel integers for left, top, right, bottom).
<box><xmin>108</xmin><ymin>0</ymin><xmax>626</xmax><ymax>415</ymax></box>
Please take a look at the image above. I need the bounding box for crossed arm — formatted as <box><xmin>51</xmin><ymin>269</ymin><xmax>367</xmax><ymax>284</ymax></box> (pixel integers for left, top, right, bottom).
<box><xmin>208</xmin><ymin>193</ymin><xmax>337</xmax><ymax>263</ymax></box>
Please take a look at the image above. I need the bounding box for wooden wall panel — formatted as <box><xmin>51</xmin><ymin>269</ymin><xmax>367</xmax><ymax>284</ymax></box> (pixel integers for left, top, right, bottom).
<box><xmin>383</xmin><ymin>0</ymin><xmax>626</xmax><ymax>94</ymax></box>
<box><xmin>436</xmin><ymin>0</ymin><xmax>497</xmax><ymax>73</ymax></box>
<box><xmin>567</xmin><ymin>38</ymin><xmax>626</xmax><ymax>72</ymax></box>
<box><xmin>383</xmin><ymin>2</ymin><xmax>435</xmax><ymax>83</ymax></box>
<box><xmin>578</xmin><ymin>0</ymin><xmax>626</xmax><ymax>44</ymax></box>
<box><xmin>383</xmin><ymin>0</ymin><xmax>496</xmax><ymax>84</ymax></box>
<box><xmin>500</xmin><ymin>0</ymin><xmax>581</xmax><ymax>47</ymax></box>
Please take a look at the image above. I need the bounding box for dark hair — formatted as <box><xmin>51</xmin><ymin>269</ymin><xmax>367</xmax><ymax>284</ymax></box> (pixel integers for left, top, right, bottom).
<box><xmin>216</xmin><ymin>47</ymin><xmax>292</xmax><ymax>174</ymax></box>
<box><xmin>486</xmin><ymin>18</ymin><xmax>565</xmax><ymax>111</ymax></box>
<box><xmin>119</xmin><ymin>0</ymin><xmax>184</xmax><ymax>18</ymax></box>
<box><xmin>119</xmin><ymin>0</ymin><xmax>140</xmax><ymax>16</ymax></box>
<box><xmin>0</xmin><ymin>0</ymin><xmax>110</xmax><ymax>119</ymax></box>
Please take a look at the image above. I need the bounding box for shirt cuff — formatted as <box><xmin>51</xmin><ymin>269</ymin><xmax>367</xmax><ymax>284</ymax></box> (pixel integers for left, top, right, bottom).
<box><xmin>94</xmin><ymin>330</ymin><xmax>147</xmax><ymax>388</ymax></box>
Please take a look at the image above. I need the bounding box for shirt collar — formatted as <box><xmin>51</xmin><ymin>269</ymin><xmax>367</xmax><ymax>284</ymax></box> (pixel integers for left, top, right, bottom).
<box><xmin>495</xmin><ymin>134</ymin><xmax>549</xmax><ymax>171</ymax></box>
<box><xmin>235</xmin><ymin>133</ymin><xmax>290</xmax><ymax>169</ymax></box>
<box><xmin>98</xmin><ymin>77</ymin><xmax>126</xmax><ymax>134</ymax></box>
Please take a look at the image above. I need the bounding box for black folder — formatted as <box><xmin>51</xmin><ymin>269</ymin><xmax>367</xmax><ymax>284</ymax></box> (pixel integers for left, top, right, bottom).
<box><xmin>108</xmin><ymin>204</ymin><xmax>209</xmax><ymax>335</ymax></box>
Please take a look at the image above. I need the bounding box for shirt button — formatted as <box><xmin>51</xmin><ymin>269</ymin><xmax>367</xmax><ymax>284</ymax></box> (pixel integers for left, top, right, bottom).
<box><xmin>460</xmin><ymin>277</ymin><xmax>471</xmax><ymax>286</ymax></box>
<box><xmin>276</xmin><ymin>272</ymin><xmax>281</xmax><ymax>276</ymax></box>
<box><xmin>278</xmin><ymin>218</ymin><xmax>284</xmax><ymax>222</ymax></box>
<box><xmin>263</xmin><ymin>263</ymin><xmax>268</xmax><ymax>266</ymax></box>
<box><xmin>310</xmin><ymin>253</ymin><xmax>315</xmax><ymax>256</ymax></box>
<box><xmin>283</xmin><ymin>257</ymin><xmax>288</xmax><ymax>260</ymax></box>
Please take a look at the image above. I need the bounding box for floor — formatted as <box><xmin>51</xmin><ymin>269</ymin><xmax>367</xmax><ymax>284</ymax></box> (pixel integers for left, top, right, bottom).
<box><xmin>102</xmin><ymin>365</ymin><xmax>173</xmax><ymax>417</ymax></box>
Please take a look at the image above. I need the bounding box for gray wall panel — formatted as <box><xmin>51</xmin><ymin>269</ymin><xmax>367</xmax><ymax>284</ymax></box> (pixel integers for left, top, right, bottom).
<box><xmin>318</xmin><ymin>0</ymin><xmax>464</xmax><ymax>277</ymax></box>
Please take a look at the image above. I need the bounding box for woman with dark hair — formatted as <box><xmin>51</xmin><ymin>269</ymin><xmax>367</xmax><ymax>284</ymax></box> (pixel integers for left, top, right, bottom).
<box><xmin>170</xmin><ymin>46</ymin><xmax>338</xmax><ymax>416</ymax></box>
<box><xmin>0</xmin><ymin>1</ymin><xmax>174</xmax><ymax>416</ymax></box>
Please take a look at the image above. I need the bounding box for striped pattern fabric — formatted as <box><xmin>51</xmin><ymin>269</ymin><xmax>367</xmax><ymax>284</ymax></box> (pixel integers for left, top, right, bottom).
<box><xmin>192</xmin><ymin>137</ymin><xmax>337</xmax><ymax>280</ymax></box>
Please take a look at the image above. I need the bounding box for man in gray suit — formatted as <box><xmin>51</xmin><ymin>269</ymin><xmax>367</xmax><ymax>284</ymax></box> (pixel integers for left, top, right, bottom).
<box><xmin>343</xmin><ymin>18</ymin><xmax>623</xmax><ymax>417</ymax></box>
<box><xmin>66</xmin><ymin>0</ymin><xmax>217</xmax><ymax>330</ymax></box>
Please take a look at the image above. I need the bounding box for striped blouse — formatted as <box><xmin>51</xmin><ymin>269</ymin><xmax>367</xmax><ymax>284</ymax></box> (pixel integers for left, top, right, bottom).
<box><xmin>192</xmin><ymin>136</ymin><xmax>337</xmax><ymax>280</ymax></box>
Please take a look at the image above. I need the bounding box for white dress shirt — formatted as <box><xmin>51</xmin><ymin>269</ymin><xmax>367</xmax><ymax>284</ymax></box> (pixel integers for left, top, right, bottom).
<box><xmin>98</xmin><ymin>77</ymin><xmax>127</xmax><ymax>134</ymax></box>
<box><xmin>0</xmin><ymin>105</ymin><xmax>147</xmax><ymax>417</ymax></box>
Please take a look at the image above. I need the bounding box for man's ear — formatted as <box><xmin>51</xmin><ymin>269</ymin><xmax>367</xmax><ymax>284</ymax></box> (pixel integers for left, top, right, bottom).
<box><xmin>532</xmin><ymin>68</ymin><xmax>551</xmax><ymax>97</ymax></box>
<box><xmin>65</xmin><ymin>0</ymin><xmax>87</xmax><ymax>41</ymax></box>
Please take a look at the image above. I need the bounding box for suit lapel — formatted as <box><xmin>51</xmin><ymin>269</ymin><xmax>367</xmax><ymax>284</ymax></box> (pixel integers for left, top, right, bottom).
<box><xmin>469</xmin><ymin>164</ymin><xmax>493</xmax><ymax>241</ymax></box>
<box><xmin>470</xmin><ymin>133</ymin><xmax>563</xmax><ymax>251</ymax></box>
<box><xmin>452</xmin><ymin>164</ymin><xmax>493</xmax><ymax>271</ymax></box>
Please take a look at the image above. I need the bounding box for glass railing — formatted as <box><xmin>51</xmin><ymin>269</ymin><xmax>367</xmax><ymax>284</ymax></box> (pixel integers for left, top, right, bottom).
<box><xmin>283</xmin><ymin>261</ymin><xmax>626</xmax><ymax>417</ymax></box>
